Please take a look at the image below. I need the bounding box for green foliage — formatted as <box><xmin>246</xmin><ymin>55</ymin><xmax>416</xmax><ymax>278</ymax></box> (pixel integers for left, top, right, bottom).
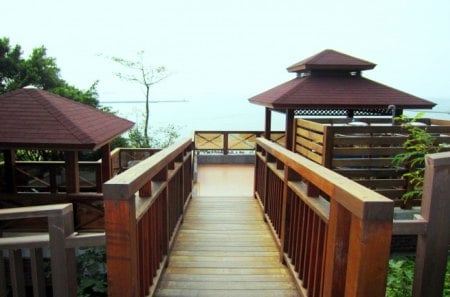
<box><xmin>387</xmin><ymin>256</ymin><xmax>450</xmax><ymax>297</ymax></box>
<box><xmin>0</xmin><ymin>37</ymin><xmax>99</xmax><ymax>107</ymax></box>
<box><xmin>392</xmin><ymin>113</ymin><xmax>441</xmax><ymax>205</ymax></box>
<box><xmin>77</xmin><ymin>246</ymin><xmax>107</xmax><ymax>297</ymax></box>
<box><xmin>50</xmin><ymin>80</ymin><xmax>100</xmax><ymax>107</ymax></box>
<box><xmin>127</xmin><ymin>123</ymin><xmax>180</xmax><ymax>148</ymax></box>
<box><xmin>387</xmin><ymin>256</ymin><xmax>415</xmax><ymax>297</ymax></box>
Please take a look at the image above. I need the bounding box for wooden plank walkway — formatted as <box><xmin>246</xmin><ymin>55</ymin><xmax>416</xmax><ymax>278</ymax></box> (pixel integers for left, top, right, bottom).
<box><xmin>154</xmin><ymin>165</ymin><xmax>299</xmax><ymax>297</ymax></box>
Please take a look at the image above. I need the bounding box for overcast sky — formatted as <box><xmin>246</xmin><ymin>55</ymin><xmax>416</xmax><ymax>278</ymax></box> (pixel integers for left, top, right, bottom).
<box><xmin>2</xmin><ymin>0</ymin><xmax>450</xmax><ymax>105</ymax></box>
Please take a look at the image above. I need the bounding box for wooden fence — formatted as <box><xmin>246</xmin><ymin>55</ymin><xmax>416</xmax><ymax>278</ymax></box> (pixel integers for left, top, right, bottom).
<box><xmin>0</xmin><ymin>203</ymin><xmax>105</xmax><ymax>297</ymax></box>
<box><xmin>256</xmin><ymin>137</ymin><xmax>394</xmax><ymax>297</ymax></box>
<box><xmin>195</xmin><ymin>131</ymin><xmax>285</xmax><ymax>154</ymax></box>
<box><xmin>295</xmin><ymin>118</ymin><xmax>450</xmax><ymax>205</ymax></box>
<box><xmin>103</xmin><ymin>138</ymin><xmax>193</xmax><ymax>297</ymax></box>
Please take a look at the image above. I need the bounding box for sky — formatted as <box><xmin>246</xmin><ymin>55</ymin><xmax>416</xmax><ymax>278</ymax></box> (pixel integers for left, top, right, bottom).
<box><xmin>2</xmin><ymin>0</ymin><xmax>450</xmax><ymax>108</ymax></box>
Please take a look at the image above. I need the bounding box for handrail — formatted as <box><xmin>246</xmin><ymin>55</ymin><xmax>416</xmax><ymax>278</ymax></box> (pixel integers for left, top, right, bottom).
<box><xmin>255</xmin><ymin>137</ymin><xmax>393</xmax><ymax>297</ymax></box>
<box><xmin>103</xmin><ymin>137</ymin><xmax>194</xmax><ymax>297</ymax></box>
<box><xmin>0</xmin><ymin>204</ymin><xmax>76</xmax><ymax>297</ymax></box>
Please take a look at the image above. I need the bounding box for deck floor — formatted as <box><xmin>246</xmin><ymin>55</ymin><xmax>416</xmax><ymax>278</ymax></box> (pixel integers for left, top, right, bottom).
<box><xmin>154</xmin><ymin>165</ymin><xmax>299</xmax><ymax>297</ymax></box>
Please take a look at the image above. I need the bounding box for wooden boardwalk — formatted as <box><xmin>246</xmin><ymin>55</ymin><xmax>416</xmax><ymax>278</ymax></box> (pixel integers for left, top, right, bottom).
<box><xmin>154</xmin><ymin>165</ymin><xmax>299</xmax><ymax>297</ymax></box>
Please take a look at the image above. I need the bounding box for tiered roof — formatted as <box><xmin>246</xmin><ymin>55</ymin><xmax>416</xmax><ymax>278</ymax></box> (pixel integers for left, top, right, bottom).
<box><xmin>0</xmin><ymin>88</ymin><xmax>134</xmax><ymax>150</ymax></box>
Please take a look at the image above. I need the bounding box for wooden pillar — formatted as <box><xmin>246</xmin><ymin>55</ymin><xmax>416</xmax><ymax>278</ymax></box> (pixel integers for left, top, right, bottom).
<box><xmin>285</xmin><ymin>109</ymin><xmax>294</xmax><ymax>151</ymax></box>
<box><xmin>413</xmin><ymin>152</ymin><xmax>450</xmax><ymax>297</ymax></box>
<box><xmin>65</xmin><ymin>151</ymin><xmax>79</xmax><ymax>193</ymax></box>
<box><xmin>101</xmin><ymin>143</ymin><xmax>112</xmax><ymax>183</ymax></box>
<box><xmin>265</xmin><ymin>107</ymin><xmax>272</xmax><ymax>140</ymax></box>
<box><xmin>3</xmin><ymin>149</ymin><xmax>17</xmax><ymax>193</ymax></box>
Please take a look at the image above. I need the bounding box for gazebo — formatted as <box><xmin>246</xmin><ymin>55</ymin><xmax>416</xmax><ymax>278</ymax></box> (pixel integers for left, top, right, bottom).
<box><xmin>0</xmin><ymin>88</ymin><xmax>134</xmax><ymax>195</ymax></box>
<box><xmin>249</xmin><ymin>49</ymin><xmax>436</xmax><ymax>150</ymax></box>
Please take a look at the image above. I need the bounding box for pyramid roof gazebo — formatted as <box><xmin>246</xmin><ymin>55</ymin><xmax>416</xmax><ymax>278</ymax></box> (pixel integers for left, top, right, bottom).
<box><xmin>0</xmin><ymin>88</ymin><xmax>134</xmax><ymax>193</ymax></box>
<box><xmin>249</xmin><ymin>49</ymin><xmax>436</xmax><ymax>149</ymax></box>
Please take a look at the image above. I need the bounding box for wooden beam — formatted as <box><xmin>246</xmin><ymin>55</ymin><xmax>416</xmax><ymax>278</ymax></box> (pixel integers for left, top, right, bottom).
<box><xmin>65</xmin><ymin>151</ymin><xmax>80</xmax><ymax>193</ymax></box>
<box><xmin>285</xmin><ymin>109</ymin><xmax>294</xmax><ymax>151</ymax></box>
<box><xmin>265</xmin><ymin>107</ymin><xmax>272</xmax><ymax>140</ymax></box>
<box><xmin>101</xmin><ymin>143</ymin><xmax>112</xmax><ymax>183</ymax></box>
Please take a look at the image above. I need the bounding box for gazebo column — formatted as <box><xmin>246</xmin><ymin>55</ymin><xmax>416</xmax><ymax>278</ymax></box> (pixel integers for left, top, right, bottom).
<box><xmin>285</xmin><ymin>109</ymin><xmax>295</xmax><ymax>151</ymax></box>
<box><xmin>3</xmin><ymin>149</ymin><xmax>17</xmax><ymax>193</ymax></box>
<box><xmin>265</xmin><ymin>107</ymin><xmax>272</xmax><ymax>140</ymax></box>
<box><xmin>101</xmin><ymin>143</ymin><xmax>112</xmax><ymax>183</ymax></box>
<box><xmin>65</xmin><ymin>151</ymin><xmax>80</xmax><ymax>193</ymax></box>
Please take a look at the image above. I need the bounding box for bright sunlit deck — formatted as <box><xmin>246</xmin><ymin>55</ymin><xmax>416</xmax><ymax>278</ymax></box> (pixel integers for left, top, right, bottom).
<box><xmin>155</xmin><ymin>164</ymin><xmax>299</xmax><ymax>297</ymax></box>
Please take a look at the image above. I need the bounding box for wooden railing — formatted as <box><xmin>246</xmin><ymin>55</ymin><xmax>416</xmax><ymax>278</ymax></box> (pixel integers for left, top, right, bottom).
<box><xmin>0</xmin><ymin>203</ymin><xmax>105</xmax><ymax>297</ymax></box>
<box><xmin>110</xmin><ymin>148</ymin><xmax>160</xmax><ymax>175</ymax></box>
<box><xmin>255</xmin><ymin>137</ymin><xmax>394</xmax><ymax>297</ymax></box>
<box><xmin>103</xmin><ymin>138</ymin><xmax>193</xmax><ymax>297</ymax></box>
<box><xmin>295</xmin><ymin>118</ymin><xmax>450</xmax><ymax>205</ymax></box>
<box><xmin>392</xmin><ymin>151</ymin><xmax>450</xmax><ymax>297</ymax></box>
<box><xmin>12</xmin><ymin>161</ymin><xmax>102</xmax><ymax>193</ymax></box>
<box><xmin>195</xmin><ymin>130</ymin><xmax>285</xmax><ymax>154</ymax></box>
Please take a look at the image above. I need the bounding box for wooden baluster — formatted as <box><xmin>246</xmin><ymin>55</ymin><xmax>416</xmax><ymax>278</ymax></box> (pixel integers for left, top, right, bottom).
<box><xmin>0</xmin><ymin>250</ymin><xmax>6</xmax><ymax>297</ymax></box>
<box><xmin>30</xmin><ymin>248</ymin><xmax>47</xmax><ymax>297</ymax></box>
<box><xmin>9</xmin><ymin>249</ymin><xmax>26</xmax><ymax>297</ymax></box>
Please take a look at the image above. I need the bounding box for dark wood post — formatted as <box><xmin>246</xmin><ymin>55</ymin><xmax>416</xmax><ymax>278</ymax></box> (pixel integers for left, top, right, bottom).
<box><xmin>101</xmin><ymin>143</ymin><xmax>112</xmax><ymax>183</ymax></box>
<box><xmin>285</xmin><ymin>109</ymin><xmax>295</xmax><ymax>151</ymax></box>
<box><xmin>65</xmin><ymin>151</ymin><xmax>80</xmax><ymax>193</ymax></box>
<box><xmin>265</xmin><ymin>107</ymin><xmax>272</xmax><ymax>140</ymax></box>
<box><xmin>3</xmin><ymin>149</ymin><xmax>17</xmax><ymax>193</ymax></box>
<box><xmin>413</xmin><ymin>152</ymin><xmax>450</xmax><ymax>297</ymax></box>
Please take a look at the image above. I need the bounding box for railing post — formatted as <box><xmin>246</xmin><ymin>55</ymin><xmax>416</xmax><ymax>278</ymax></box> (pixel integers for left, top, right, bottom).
<box><xmin>413</xmin><ymin>152</ymin><xmax>450</xmax><ymax>297</ymax></box>
<box><xmin>104</xmin><ymin>196</ymin><xmax>139</xmax><ymax>297</ymax></box>
<box><xmin>223</xmin><ymin>132</ymin><xmax>229</xmax><ymax>155</ymax></box>
<box><xmin>3</xmin><ymin>149</ymin><xmax>17</xmax><ymax>193</ymax></box>
<box><xmin>48</xmin><ymin>207</ymin><xmax>77</xmax><ymax>297</ymax></box>
<box><xmin>323</xmin><ymin>200</ymin><xmax>351</xmax><ymax>297</ymax></box>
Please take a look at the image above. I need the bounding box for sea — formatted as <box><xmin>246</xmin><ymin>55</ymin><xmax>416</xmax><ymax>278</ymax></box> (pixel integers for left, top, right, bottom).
<box><xmin>101</xmin><ymin>97</ymin><xmax>450</xmax><ymax>139</ymax></box>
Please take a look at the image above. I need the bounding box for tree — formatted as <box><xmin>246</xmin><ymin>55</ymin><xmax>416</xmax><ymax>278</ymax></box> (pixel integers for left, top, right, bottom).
<box><xmin>111</xmin><ymin>51</ymin><xmax>168</xmax><ymax>147</ymax></box>
<box><xmin>0</xmin><ymin>37</ymin><xmax>99</xmax><ymax>107</ymax></box>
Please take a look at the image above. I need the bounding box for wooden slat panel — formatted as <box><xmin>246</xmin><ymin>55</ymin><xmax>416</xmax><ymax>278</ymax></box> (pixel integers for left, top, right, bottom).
<box><xmin>296</xmin><ymin>128</ymin><xmax>324</xmax><ymax>143</ymax></box>
<box><xmin>296</xmin><ymin>136</ymin><xmax>324</xmax><ymax>154</ymax></box>
<box><xmin>296</xmin><ymin>145</ymin><xmax>323</xmax><ymax>164</ymax></box>
<box><xmin>333</xmin><ymin>146</ymin><xmax>404</xmax><ymax>156</ymax></box>
<box><xmin>334</xmin><ymin>136</ymin><xmax>407</xmax><ymax>146</ymax></box>
<box><xmin>332</xmin><ymin>157</ymin><xmax>393</xmax><ymax>168</ymax></box>
<box><xmin>335</xmin><ymin>168</ymin><xmax>404</xmax><ymax>178</ymax></box>
<box><xmin>355</xmin><ymin>178</ymin><xmax>406</xmax><ymax>188</ymax></box>
<box><xmin>296</xmin><ymin>119</ymin><xmax>325</xmax><ymax>133</ymax></box>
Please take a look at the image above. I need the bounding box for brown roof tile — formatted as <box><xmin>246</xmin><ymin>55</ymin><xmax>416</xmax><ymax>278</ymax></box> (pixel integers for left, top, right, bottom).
<box><xmin>251</xmin><ymin>49</ymin><xmax>435</xmax><ymax>110</ymax></box>
<box><xmin>287</xmin><ymin>49</ymin><xmax>376</xmax><ymax>72</ymax></box>
<box><xmin>249</xmin><ymin>75</ymin><xmax>436</xmax><ymax>110</ymax></box>
<box><xmin>0</xmin><ymin>88</ymin><xmax>134</xmax><ymax>150</ymax></box>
